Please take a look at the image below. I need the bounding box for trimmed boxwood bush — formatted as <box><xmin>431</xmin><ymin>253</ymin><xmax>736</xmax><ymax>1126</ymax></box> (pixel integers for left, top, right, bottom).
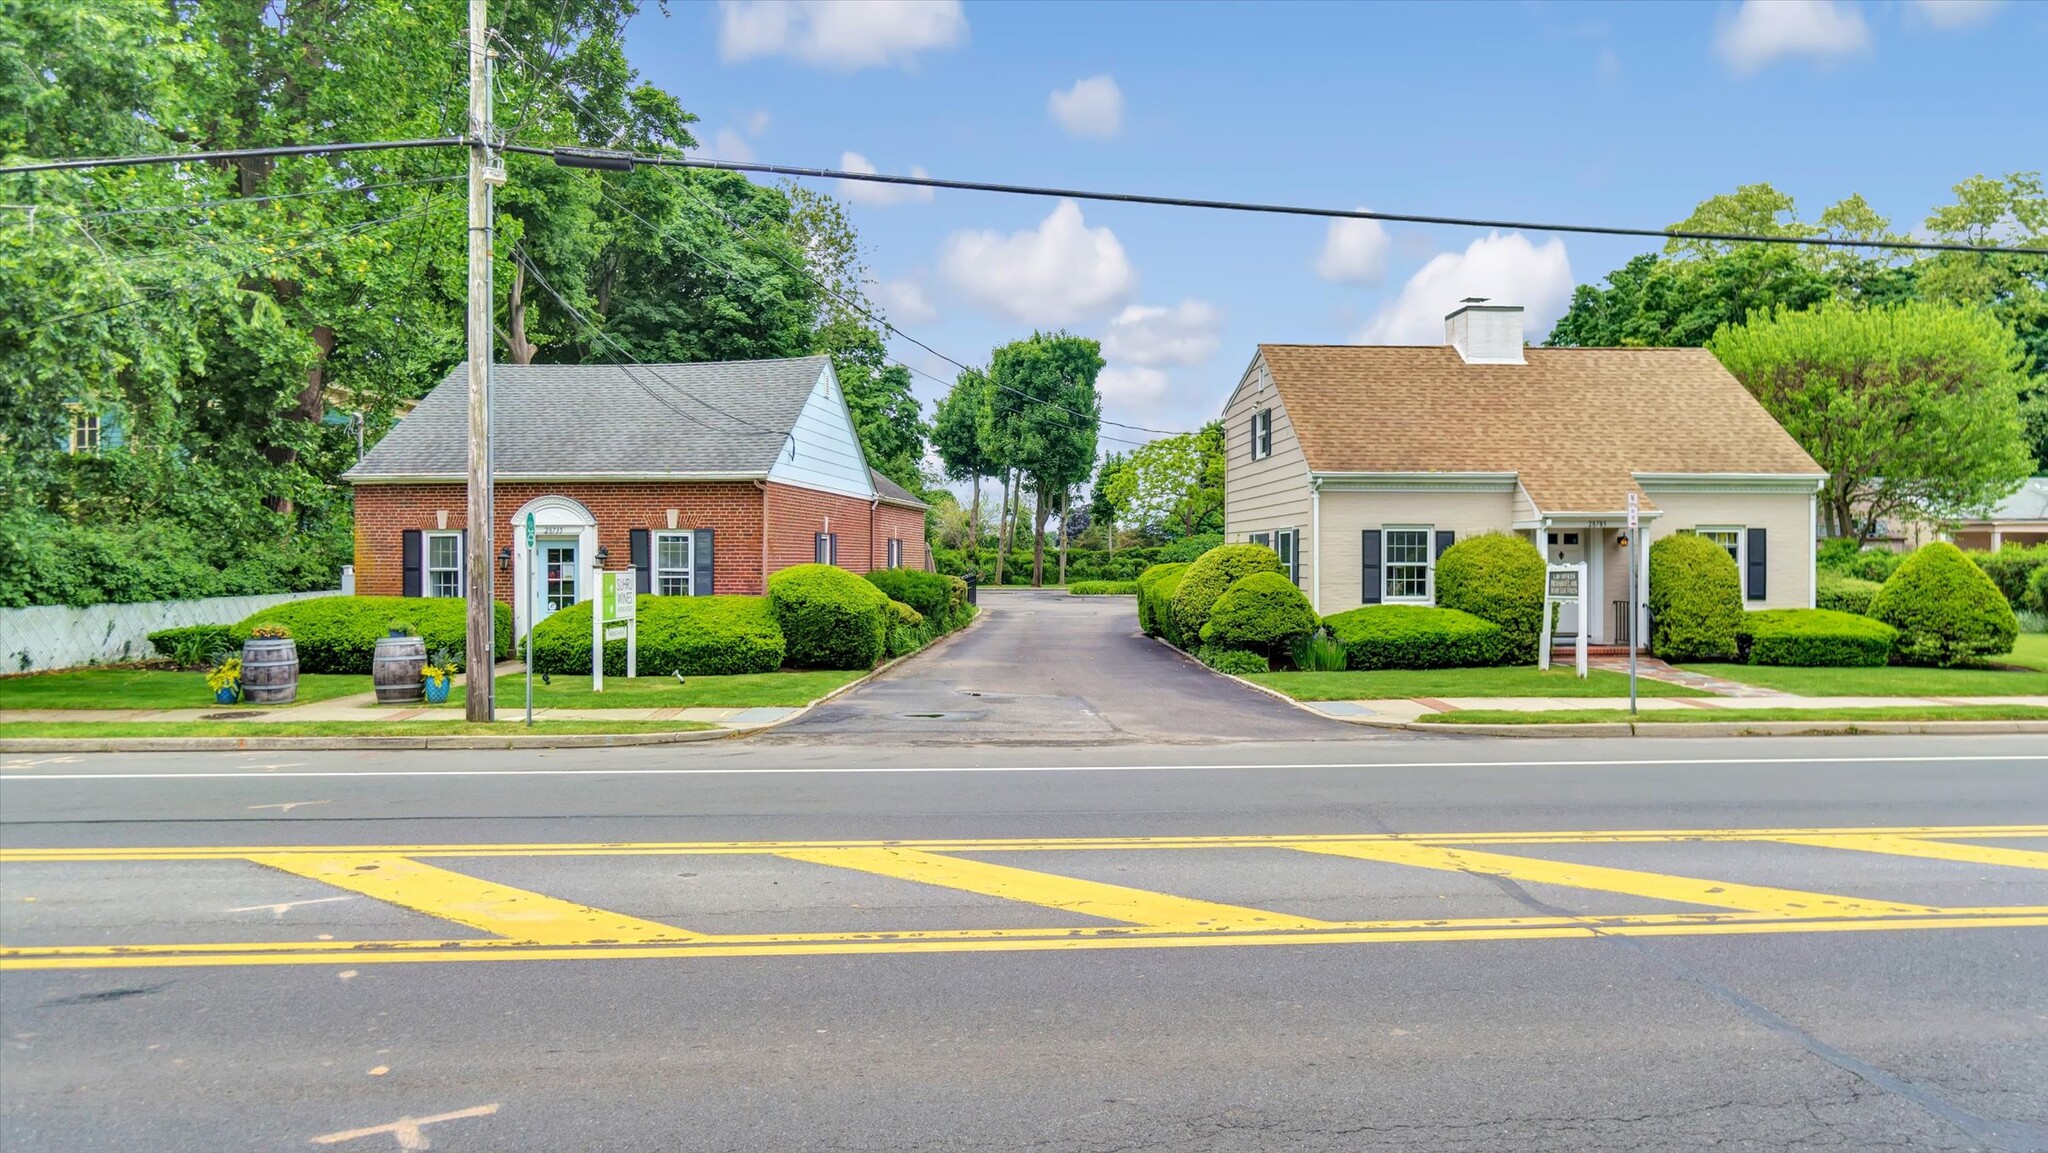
<box><xmin>1069</xmin><ymin>580</ymin><xmax>1140</xmax><ymax>595</ymax></box>
<box><xmin>147</xmin><ymin>624</ymin><xmax>234</xmax><ymax>665</ymax></box>
<box><xmin>867</xmin><ymin>569</ymin><xmax>960</xmax><ymax>630</ymax></box>
<box><xmin>1818</xmin><ymin>542</ymin><xmax>1906</xmax><ymax>584</ymax></box>
<box><xmin>1968</xmin><ymin>544</ymin><xmax>2048</xmax><ymax>610</ymax></box>
<box><xmin>530</xmin><ymin>595</ymin><xmax>785</xmax><ymax>677</ymax></box>
<box><xmin>1199</xmin><ymin>572</ymin><xmax>1318</xmax><ymax>660</ymax></box>
<box><xmin>1198</xmin><ymin>646</ymin><xmax>1270</xmax><ymax>675</ymax></box>
<box><xmin>1816</xmin><ymin>572</ymin><xmax>1882</xmax><ymax>617</ymax></box>
<box><xmin>1434</xmin><ymin>532</ymin><xmax>1545</xmax><ymax>661</ymax></box>
<box><xmin>1647</xmin><ymin>534</ymin><xmax>1741</xmax><ymax>662</ymax></box>
<box><xmin>1740</xmin><ymin>609</ymin><xmax>1896</xmax><ymax>667</ymax></box>
<box><xmin>231</xmin><ymin>596</ymin><xmax>514</xmax><ymax>674</ymax></box>
<box><xmin>1135</xmin><ymin>562</ymin><xmax>1190</xmax><ymax>637</ymax></box>
<box><xmin>1150</xmin><ymin>569</ymin><xmax>1192</xmax><ymax>646</ymax></box>
<box><xmin>883</xmin><ymin>599</ymin><xmax>932</xmax><ymax>659</ymax></box>
<box><xmin>1170</xmin><ymin>544</ymin><xmax>1285</xmax><ymax>648</ymax></box>
<box><xmin>1322</xmin><ymin>604</ymin><xmax>1510</xmax><ymax>670</ymax></box>
<box><xmin>768</xmin><ymin>563</ymin><xmax>891</xmax><ymax>669</ymax></box>
<box><xmin>1870</xmin><ymin>542</ymin><xmax>2018</xmax><ymax>666</ymax></box>
<box><xmin>2029</xmin><ymin>565</ymin><xmax>2048</xmax><ymax>615</ymax></box>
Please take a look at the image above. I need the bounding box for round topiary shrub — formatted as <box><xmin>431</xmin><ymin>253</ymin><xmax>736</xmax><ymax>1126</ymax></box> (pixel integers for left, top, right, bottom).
<box><xmin>1740</xmin><ymin>608</ymin><xmax>1896</xmax><ymax>667</ymax></box>
<box><xmin>1170</xmin><ymin>544</ymin><xmax>1285</xmax><ymax>648</ymax></box>
<box><xmin>1134</xmin><ymin>562</ymin><xmax>1190</xmax><ymax>637</ymax></box>
<box><xmin>1816</xmin><ymin>571</ymin><xmax>1882</xmax><ymax>617</ymax></box>
<box><xmin>1150</xmin><ymin>568</ymin><xmax>1192</xmax><ymax>646</ymax></box>
<box><xmin>1199</xmin><ymin>572</ymin><xmax>1318</xmax><ymax>660</ymax></box>
<box><xmin>1321</xmin><ymin>605</ymin><xmax>1509</xmax><ymax>670</ymax></box>
<box><xmin>1647</xmin><ymin>534</ymin><xmax>1742</xmax><ymax>662</ymax></box>
<box><xmin>1869</xmin><ymin>542</ymin><xmax>2018</xmax><ymax>666</ymax></box>
<box><xmin>1434</xmin><ymin>532</ymin><xmax>1545</xmax><ymax>661</ymax></box>
<box><xmin>768</xmin><ymin>563</ymin><xmax>891</xmax><ymax>669</ymax></box>
<box><xmin>530</xmin><ymin>595</ymin><xmax>786</xmax><ymax>677</ymax></box>
<box><xmin>2028</xmin><ymin>564</ymin><xmax>2048</xmax><ymax>615</ymax></box>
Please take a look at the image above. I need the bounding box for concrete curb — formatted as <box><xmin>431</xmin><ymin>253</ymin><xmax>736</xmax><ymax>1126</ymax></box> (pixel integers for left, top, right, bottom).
<box><xmin>0</xmin><ymin>606</ymin><xmax>993</xmax><ymax>754</ymax></box>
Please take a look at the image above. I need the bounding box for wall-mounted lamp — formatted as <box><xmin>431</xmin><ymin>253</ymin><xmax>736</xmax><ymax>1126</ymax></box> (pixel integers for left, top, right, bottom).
<box><xmin>497</xmin><ymin>545</ymin><xmax>512</xmax><ymax>571</ymax></box>
<box><xmin>596</xmin><ymin>546</ymin><xmax>610</xmax><ymax>568</ymax></box>
<box><xmin>1615</xmin><ymin>532</ymin><xmax>1630</xmax><ymax>548</ymax></box>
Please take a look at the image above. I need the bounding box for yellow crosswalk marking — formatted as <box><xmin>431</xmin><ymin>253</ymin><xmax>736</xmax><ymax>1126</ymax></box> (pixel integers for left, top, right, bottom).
<box><xmin>1291</xmin><ymin>841</ymin><xmax>1938</xmax><ymax>916</ymax></box>
<box><xmin>1771</xmin><ymin>835</ymin><xmax>2048</xmax><ymax>872</ymax></box>
<box><xmin>774</xmin><ymin>846</ymin><xmax>1333</xmax><ymax>931</ymax></box>
<box><xmin>247</xmin><ymin>854</ymin><xmax>700</xmax><ymax>944</ymax></box>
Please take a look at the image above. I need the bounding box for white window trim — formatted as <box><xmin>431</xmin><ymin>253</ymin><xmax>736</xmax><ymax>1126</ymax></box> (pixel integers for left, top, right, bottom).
<box><xmin>1382</xmin><ymin>524</ymin><xmax>1435</xmax><ymax>604</ymax></box>
<box><xmin>654</xmin><ymin>530</ymin><xmax>693</xmax><ymax>597</ymax></box>
<box><xmin>68</xmin><ymin>408</ymin><xmax>100</xmax><ymax>455</ymax></box>
<box><xmin>1695</xmin><ymin>525</ymin><xmax>1745</xmax><ymax>576</ymax></box>
<box><xmin>423</xmin><ymin>530</ymin><xmax>464</xmax><ymax>598</ymax></box>
<box><xmin>1251</xmin><ymin>409</ymin><xmax>1273</xmax><ymax>460</ymax></box>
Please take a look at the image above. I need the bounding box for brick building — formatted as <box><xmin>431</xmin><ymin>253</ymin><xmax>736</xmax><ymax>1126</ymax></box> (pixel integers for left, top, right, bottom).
<box><xmin>345</xmin><ymin>356</ymin><xmax>928</xmax><ymax>638</ymax></box>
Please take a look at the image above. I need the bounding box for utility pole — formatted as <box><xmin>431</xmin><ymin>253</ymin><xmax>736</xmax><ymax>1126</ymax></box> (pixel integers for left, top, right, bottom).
<box><xmin>463</xmin><ymin>0</ymin><xmax>501</xmax><ymax>722</ymax></box>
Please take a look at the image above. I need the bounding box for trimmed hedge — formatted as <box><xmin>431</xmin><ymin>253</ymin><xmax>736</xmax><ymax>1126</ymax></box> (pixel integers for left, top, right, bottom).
<box><xmin>1135</xmin><ymin>562</ymin><xmax>1190</xmax><ymax>637</ymax></box>
<box><xmin>1647</xmin><ymin>534</ymin><xmax>1742</xmax><ymax>662</ymax></box>
<box><xmin>884</xmin><ymin>599</ymin><xmax>933</xmax><ymax>659</ymax></box>
<box><xmin>1322</xmin><ymin>604</ymin><xmax>1511</xmax><ymax>670</ymax></box>
<box><xmin>1818</xmin><ymin>542</ymin><xmax>1906</xmax><ymax>584</ymax></box>
<box><xmin>768</xmin><ymin>564</ymin><xmax>891</xmax><ymax>669</ymax></box>
<box><xmin>1198</xmin><ymin>646</ymin><xmax>1270</xmax><ymax>675</ymax></box>
<box><xmin>147</xmin><ymin>624</ymin><xmax>234</xmax><ymax>665</ymax></box>
<box><xmin>1069</xmin><ymin>580</ymin><xmax>1140</xmax><ymax>595</ymax></box>
<box><xmin>933</xmin><ymin>534</ymin><xmax>1222</xmax><ymax>585</ymax></box>
<box><xmin>1870</xmin><ymin>542</ymin><xmax>2017</xmax><ymax>666</ymax></box>
<box><xmin>2029</xmin><ymin>565</ymin><xmax>2048</xmax><ymax>615</ymax></box>
<box><xmin>1740</xmin><ymin>609</ymin><xmax>1896</xmax><ymax>667</ymax></box>
<box><xmin>1150</xmin><ymin>569</ymin><xmax>1192</xmax><ymax>646</ymax></box>
<box><xmin>1434</xmin><ymin>533</ymin><xmax>1545</xmax><ymax>661</ymax></box>
<box><xmin>231</xmin><ymin>596</ymin><xmax>513</xmax><ymax>674</ymax></box>
<box><xmin>1170</xmin><ymin>544</ymin><xmax>1285</xmax><ymax>648</ymax></box>
<box><xmin>1199</xmin><ymin>572</ymin><xmax>1318</xmax><ymax>658</ymax></box>
<box><xmin>530</xmin><ymin>595</ymin><xmax>785</xmax><ymax>677</ymax></box>
<box><xmin>866</xmin><ymin>569</ymin><xmax>962</xmax><ymax>630</ymax></box>
<box><xmin>1816</xmin><ymin>572</ymin><xmax>1882</xmax><ymax>617</ymax></box>
<box><xmin>1968</xmin><ymin>544</ymin><xmax>2048</xmax><ymax>610</ymax></box>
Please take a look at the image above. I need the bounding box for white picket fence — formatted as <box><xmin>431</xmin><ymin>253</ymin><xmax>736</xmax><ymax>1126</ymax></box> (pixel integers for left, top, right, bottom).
<box><xmin>1</xmin><ymin>589</ymin><xmax>342</xmax><ymax>674</ymax></box>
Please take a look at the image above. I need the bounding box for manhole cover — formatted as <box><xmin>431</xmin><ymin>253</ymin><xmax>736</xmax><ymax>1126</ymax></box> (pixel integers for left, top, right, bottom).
<box><xmin>201</xmin><ymin>710</ymin><xmax>264</xmax><ymax>720</ymax></box>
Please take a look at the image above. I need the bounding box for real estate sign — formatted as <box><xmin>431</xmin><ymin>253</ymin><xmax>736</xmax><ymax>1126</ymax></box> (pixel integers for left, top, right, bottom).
<box><xmin>591</xmin><ymin>569</ymin><xmax>639</xmax><ymax>690</ymax></box>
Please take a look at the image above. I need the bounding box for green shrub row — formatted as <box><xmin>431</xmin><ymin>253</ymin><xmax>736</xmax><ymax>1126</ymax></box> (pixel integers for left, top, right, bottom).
<box><xmin>1817</xmin><ymin>539</ymin><xmax>1906</xmax><ymax>584</ymax></box>
<box><xmin>769</xmin><ymin>564</ymin><xmax>891</xmax><ymax>669</ymax></box>
<box><xmin>934</xmin><ymin>534</ymin><xmax>1222</xmax><ymax>585</ymax></box>
<box><xmin>1199</xmin><ymin>572</ymin><xmax>1318</xmax><ymax>659</ymax></box>
<box><xmin>1648</xmin><ymin>535</ymin><xmax>1743</xmax><ymax>662</ymax></box>
<box><xmin>1170</xmin><ymin>544</ymin><xmax>1284</xmax><ymax>647</ymax></box>
<box><xmin>1135</xmin><ymin>562</ymin><xmax>1190</xmax><ymax>639</ymax></box>
<box><xmin>1739</xmin><ymin>609</ymin><xmax>1897</xmax><ymax>667</ymax></box>
<box><xmin>1068</xmin><ymin>580</ymin><xmax>1140</xmax><ymax>595</ymax></box>
<box><xmin>1968</xmin><ymin>544</ymin><xmax>2048</xmax><ymax>610</ymax></box>
<box><xmin>1435</xmin><ymin>533</ymin><xmax>1545</xmax><ymax>662</ymax></box>
<box><xmin>1869</xmin><ymin>542</ymin><xmax>2017</xmax><ymax>666</ymax></box>
<box><xmin>1321</xmin><ymin>604</ymin><xmax>1511</xmax><ymax>670</ymax></box>
<box><xmin>529</xmin><ymin>595</ymin><xmax>786</xmax><ymax>677</ymax></box>
<box><xmin>1816</xmin><ymin>572</ymin><xmax>1882</xmax><ymax>616</ymax></box>
<box><xmin>865</xmin><ymin>569</ymin><xmax>969</xmax><ymax>631</ymax></box>
<box><xmin>230</xmin><ymin>596</ymin><xmax>513</xmax><ymax>675</ymax></box>
<box><xmin>2030</xmin><ymin>566</ymin><xmax>2048</xmax><ymax>615</ymax></box>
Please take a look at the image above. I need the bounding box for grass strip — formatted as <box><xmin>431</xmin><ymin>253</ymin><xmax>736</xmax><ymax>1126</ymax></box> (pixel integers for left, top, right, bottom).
<box><xmin>422</xmin><ymin>669</ymin><xmax>866</xmax><ymax>709</ymax></box>
<box><xmin>0</xmin><ymin>671</ymin><xmax>374</xmax><ymax>710</ymax></box>
<box><xmin>1249</xmin><ymin>666</ymin><xmax>1707</xmax><ymax>701</ymax></box>
<box><xmin>0</xmin><ymin>720</ymin><xmax>717</xmax><ymax>738</ymax></box>
<box><xmin>1413</xmin><ymin>705</ymin><xmax>2048</xmax><ymax>726</ymax></box>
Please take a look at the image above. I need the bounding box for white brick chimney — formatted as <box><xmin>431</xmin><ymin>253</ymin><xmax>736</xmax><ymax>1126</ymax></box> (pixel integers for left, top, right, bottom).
<box><xmin>1444</xmin><ymin>298</ymin><xmax>1525</xmax><ymax>364</ymax></box>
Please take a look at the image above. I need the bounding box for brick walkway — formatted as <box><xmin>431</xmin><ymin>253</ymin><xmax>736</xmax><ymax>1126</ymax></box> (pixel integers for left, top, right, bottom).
<box><xmin>1582</xmin><ymin>654</ymin><xmax>1795</xmax><ymax>698</ymax></box>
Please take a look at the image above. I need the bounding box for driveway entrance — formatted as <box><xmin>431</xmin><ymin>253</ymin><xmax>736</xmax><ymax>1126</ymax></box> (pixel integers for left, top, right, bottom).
<box><xmin>762</xmin><ymin>589</ymin><xmax>1371</xmax><ymax>745</ymax></box>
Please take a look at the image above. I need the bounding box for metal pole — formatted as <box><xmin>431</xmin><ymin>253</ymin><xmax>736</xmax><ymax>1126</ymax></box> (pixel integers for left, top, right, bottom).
<box><xmin>526</xmin><ymin>540</ymin><xmax>535</xmax><ymax>728</ymax></box>
<box><xmin>1628</xmin><ymin>535</ymin><xmax>1638</xmax><ymax>714</ymax></box>
<box><xmin>462</xmin><ymin>0</ymin><xmax>496</xmax><ymax>722</ymax></box>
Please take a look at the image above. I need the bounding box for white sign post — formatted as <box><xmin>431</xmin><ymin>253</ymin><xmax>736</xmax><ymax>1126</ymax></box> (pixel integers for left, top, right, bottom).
<box><xmin>591</xmin><ymin>569</ymin><xmax>637</xmax><ymax>692</ymax></box>
<box><xmin>524</xmin><ymin>512</ymin><xmax>536</xmax><ymax>728</ymax></box>
<box><xmin>1537</xmin><ymin>562</ymin><xmax>1589</xmax><ymax>678</ymax></box>
<box><xmin>1626</xmin><ymin>493</ymin><xmax>1640</xmax><ymax>715</ymax></box>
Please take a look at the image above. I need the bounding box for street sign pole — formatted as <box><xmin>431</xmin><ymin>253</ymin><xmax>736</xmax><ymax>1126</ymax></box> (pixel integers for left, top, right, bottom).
<box><xmin>524</xmin><ymin>511</ymin><xmax>535</xmax><ymax>728</ymax></box>
<box><xmin>1626</xmin><ymin>493</ymin><xmax>1640</xmax><ymax>716</ymax></box>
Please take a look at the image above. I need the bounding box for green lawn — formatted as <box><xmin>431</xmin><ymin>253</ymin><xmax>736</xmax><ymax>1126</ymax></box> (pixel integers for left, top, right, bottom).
<box><xmin>1248</xmin><ymin>666</ymin><xmax>1708</xmax><ymax>701</ymax></box>
<box><xmin>1414</xmin><ymin>705</ymin><xmax>2048</xmax><ymax>725</ymax></box>
<box><xmin>427</xmin><ymin>669</ymin><xmax>867</xmax><ymax>710</ymax></box>
<box><xmin>1679</xmin><ymin>634</ymin><xmax>2048</xmax><ymax>697</ymax></box>
<box><xmin>0</xmin><ymin>720</ymin><xmax>717</xmax><ymax>738</ymax></box>
<box><xmin>0</xmin><ymin>669</ymin><xmax>373</xmax><ymax>711</ymax></box>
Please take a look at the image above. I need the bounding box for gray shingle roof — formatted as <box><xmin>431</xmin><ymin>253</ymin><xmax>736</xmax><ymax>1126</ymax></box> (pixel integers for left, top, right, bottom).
<box><xmin>1977</xmin><ymin>476</ymin><xmax>2048</xmax><ymax>522</ymax></box>
<box><xmin>345</xmin><ymin>357</ymin><xmax>830</xmax><ymax>480</ymax></box>
<box><xmin>869</xmin><ymin>468</ymin><xmax>928</xmax><ymax>508</ymax></box>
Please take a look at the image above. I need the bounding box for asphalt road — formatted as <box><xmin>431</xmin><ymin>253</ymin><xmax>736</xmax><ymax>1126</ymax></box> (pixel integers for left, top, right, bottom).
<box><xmin>5</xmin><ymin>732</ymin><xmax>2047</xmax><ymax>1153</ymax></box>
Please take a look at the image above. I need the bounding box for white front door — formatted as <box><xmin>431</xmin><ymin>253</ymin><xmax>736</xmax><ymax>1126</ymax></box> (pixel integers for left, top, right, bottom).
<box><xmin>538</xmin><ymin>537</ymin><xmax>580</xmax><ymax>624</ymax></box>
<box><xmin>1546</xmin><ymin>529</ymin><xmax>1586</xmax><ymax>637</ymax></box>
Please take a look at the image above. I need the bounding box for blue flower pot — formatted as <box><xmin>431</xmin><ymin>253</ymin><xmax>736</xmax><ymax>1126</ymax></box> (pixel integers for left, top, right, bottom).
<box><xmin>214</xmin><ymin>685</ymin><xmax>240</xmax><ymax>705</ymax></box>
<box><xmin>422</xmin><ymin>675</ymin><xmax>452</xmax><ymax>704</ymax></box>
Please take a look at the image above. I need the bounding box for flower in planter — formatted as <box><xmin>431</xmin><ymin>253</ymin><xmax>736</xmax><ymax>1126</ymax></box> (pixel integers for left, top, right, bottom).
<box><xmin>250</xmin><ymin>623</ymin><xmax>293</xmax><ymax>640</ymax></box>
<box><xmin>421</xmin><ymin>647</ymin><xmax>459</xmax><ymax>704</ymax></box>
<box><xmin>206</xmin><ymin>656</ymin><xmax>243</xmax><ymax>703</ymax></box>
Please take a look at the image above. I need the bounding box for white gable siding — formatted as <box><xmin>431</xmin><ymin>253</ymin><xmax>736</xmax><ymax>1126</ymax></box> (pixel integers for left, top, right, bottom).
<box><xmin>1221</xmin><ymin>352</ymin><xmax>1313</xmax><ymax>586</ymax></box>
<box><xmin>768</xmin><ymin>363</ymin><xmax>876</xmax><ymax>500</ymax></box>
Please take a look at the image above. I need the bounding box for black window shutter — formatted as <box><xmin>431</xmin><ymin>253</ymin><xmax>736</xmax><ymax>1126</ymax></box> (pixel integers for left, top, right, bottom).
<box><xmin>1746</xmin><ymin>528</ymin><xmax>1767</xmax><ymax>600</ymax></box>
<box><xmin>1435</xmin><ymin>530</ymin><xmax>1455</xmax><ymax>559</ymax></box>
<box><xmin>1360</xmin><ymin>530</ymin><xmax>1382</xmax><ymax>604</ymax></box>
<box><xmin>693</xmin><ymin>529</ymin><xmax>714</xmax><ymax>596</ymax></box>
<box><xmin>400</xmin><ymin>529</ymin><xmax>422</xmax><ymax>597</ymax></box>
<box><xmin>630</xmin><ymin>529</ymin><xmax>651</xmax><ymax>594</ymax></box>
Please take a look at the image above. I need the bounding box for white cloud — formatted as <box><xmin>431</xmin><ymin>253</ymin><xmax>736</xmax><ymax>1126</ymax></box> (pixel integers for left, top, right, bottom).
<box><xmin>939</xmin><ymin>199</ymin><xmax>1136</xmax><ymax>325</ymax></box>
<box><xmin>1048</xmin><ymin>75</ymin><xmax>1124</xmax><ymax>140</ymax></box>
<box><xmin>1714</xmin><ymin>0</ymin><xmax>1872</xmax><ymax>74</ymax></box>
<box><xmin>1355</xmin><ymin>232</ymin><xmax>1574</xmax><ymax>346</ymax></box>
<box><xmin>1097</xmin><ymin>367</ymin><xmax>1170</xmax><ymax>405</ymax></box>
<box><xmin>1101</xmin><ymin>300</ymin><xmax>1223</xmax><ymax>367</ymax></box>
<box><xmin>1906</xmin><ymin>0</ymin><xmax>2000</xmax><ymax>28</ymax></box>
<box><xmin>718</xmin><ymin>0</ymin><xmax>967</xmax><ymax>70</ymax></box>
<box><xmin>710</xmin><ymin>127</ymin><xmax>756</xmax><ymax>163</ymax></box>
<box><xmin>837</xmin><ymin>152</ymin><xmax>934</xmax><ymax>206</ymax></box>
<box><xmin>745</xmin><ymin>108</ymin><xmax>773</xmax><ymax>136</ymax></box>
<box><xmin>1314</xmin><ymin>213</ymin><xmax>1391</xmax><ymax>285</ymax></box>
<box><xmin>874</xmin><ymin>279</ymin><xmax>937</xmax><ymax>325</ymax></box>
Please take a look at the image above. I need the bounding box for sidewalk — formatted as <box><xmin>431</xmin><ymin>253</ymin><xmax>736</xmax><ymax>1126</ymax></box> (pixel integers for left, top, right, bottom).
<box><xmin>1297</xmin><ymin>694</ymin><xmax>2048</xmax><ymax>724</ymax></box>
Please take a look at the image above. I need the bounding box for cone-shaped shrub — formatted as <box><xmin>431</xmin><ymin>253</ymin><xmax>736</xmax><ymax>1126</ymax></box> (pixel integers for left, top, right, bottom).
<box><xmin>1647</xmin><ymin>534</ymin><xmax>1742</xmax><ymax>661</ymax></box>
<box><xmin>1869</xmin><ymin>542</ymin><xmax>2017</xmax><ymax>666</ymax></box>
<box><xmin>1169</xmin><ymin>544</ymin><xmax>1284</xmax><ymax>646</ymax></box>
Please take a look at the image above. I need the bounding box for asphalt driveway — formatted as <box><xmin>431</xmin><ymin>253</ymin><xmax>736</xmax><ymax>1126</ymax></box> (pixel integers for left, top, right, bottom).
<box><xmin>763</xmin><ymin>589</ymin><xmax>1371</xmax><ymax>746</ymax></box>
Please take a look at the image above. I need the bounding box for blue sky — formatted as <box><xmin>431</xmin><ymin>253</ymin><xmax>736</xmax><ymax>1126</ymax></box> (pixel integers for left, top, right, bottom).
<box><xmin>622</xmin><ymin>0</ymin><xmax>2043</xmax><ymax>448</ymax></box>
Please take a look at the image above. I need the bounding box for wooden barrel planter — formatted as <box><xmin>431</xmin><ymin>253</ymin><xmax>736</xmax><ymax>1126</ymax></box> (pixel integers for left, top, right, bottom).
<box><xmin>240</xmin><ymin>638</ymin><xmax>299</xmax><ymax>704</ymax></box>
<box><xmin>372</xmin><ymin>634</ymin><xmax>428</xmax><ymax>704</ymax></box>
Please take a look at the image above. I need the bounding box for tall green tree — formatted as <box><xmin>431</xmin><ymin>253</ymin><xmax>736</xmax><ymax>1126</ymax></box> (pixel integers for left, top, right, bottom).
<box><xmin>987</xmin><ymin>332</ymin><xmax>1103</xmax><ymax>586</ymax></box>
<box><xmin>1103</xmin><ymin>422</ymin><xmax>1226</xmax><ymax>541</ymax></box>
<box><xmin>1709</xmin><ymin>301</ymin><xmax>2034</xmax><ymax>542</ymax></box>
<box><xmin>932</xmin><ymin>368</ymin><xmax>998</xmax><ymax>557</ymax></box>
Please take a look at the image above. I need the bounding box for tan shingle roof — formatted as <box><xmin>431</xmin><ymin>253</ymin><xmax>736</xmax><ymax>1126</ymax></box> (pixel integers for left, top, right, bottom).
<box><xmin>1257</xmin><ymin>344</ymin><xmax>1823</xmax><ymax>513</ymax></box>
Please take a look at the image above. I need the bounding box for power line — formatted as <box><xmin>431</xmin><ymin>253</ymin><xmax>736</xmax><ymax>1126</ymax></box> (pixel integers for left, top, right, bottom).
<box><xmin>516</xmin><ymin>145</ymin><xmax>2048</xmax><ymax>259</ymax></box>
<box><xmin>0</xmin><ymin>138</ymin><xmax>467</xmax><ymax>176</ymax></box>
